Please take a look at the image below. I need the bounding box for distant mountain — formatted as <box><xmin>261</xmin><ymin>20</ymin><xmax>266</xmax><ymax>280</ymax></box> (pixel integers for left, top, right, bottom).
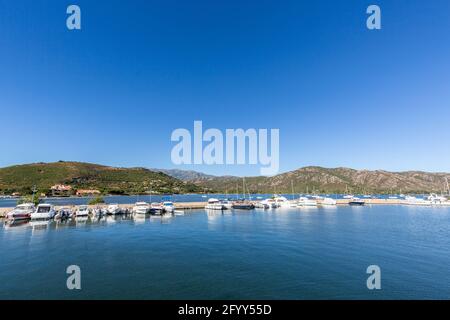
<box><xmin>159</xmin><ymin>166</ymin><xmax>450</xmax><ymax>194</ymax></box>
<box><xmin>153</xmin><ymin>169</ymin><xmax>219</xmax><ymax>182</ymax></box>
<box><xmin>0</xmin><ymin>161</ymin><xmax>202</xmax><ymax>195</ymax></box>
<box><xmin>1</xmin><ymin>162</ymin><xmax>449</xmax><ymax>196</ymax></box>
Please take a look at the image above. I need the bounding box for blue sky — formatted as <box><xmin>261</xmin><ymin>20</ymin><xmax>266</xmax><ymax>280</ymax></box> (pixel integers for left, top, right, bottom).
<box><xmin>1</xmin><ymin>0</ymin><xmax>449</xmax><ymax>176</ymax></box>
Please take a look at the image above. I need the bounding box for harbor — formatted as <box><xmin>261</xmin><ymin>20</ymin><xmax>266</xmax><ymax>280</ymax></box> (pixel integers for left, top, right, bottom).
<box><xmin>1</xmin><ymin>194</ymin><xmax>449</xmax><ymax>219</ymax></box>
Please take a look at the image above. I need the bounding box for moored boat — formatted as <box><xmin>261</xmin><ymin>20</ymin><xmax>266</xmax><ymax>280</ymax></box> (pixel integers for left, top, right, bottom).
<box><xmin>31</xmin><ymin>204</ymin><xmax>56</xmax><ymax>220</ymax></box>
<box><xmin>132</xmin><ymin>202</ymin><xmax>150</xmax><ymax>214</ymax></box>
<box><xmin>205</xmin><ymin>198</ymin><xmax>225</xmax><ymax>210</ymax></box>
<box><xmin>162</xmin><ymin>201</ymin><xmax>175</xmax><ymax>213</ymax></box>
<box><xmin>150</xmin><ymin>202</ymin><xmax>164</xmax><ymax>215</ymax></box>
<box><xmin>232</xmin><ymin>200</ymin><xmax>255</xmax><ymax>210</ymax></box>
<box><xmin>6</xmin><ymin>203</ymin><xmax>35</xmax><ymax>221</ymax></box>
<box><xmin>348</xmin><ymin>197</ymin><xmax>365</xmax><ymax>206</ymax></box>
<box><xmin>107</xmin><ymin>203</ymin><xmax>122</xmax><ymax>215</ymax></box>
<box><xmin>322</xmin><ymin>197</ymin><xmax>337</xmax><ymax>206</ymax></box>
<box><xmin>76</xmin><ymin>205</ymin><xmax>90</xmax><ymax>217</ymax></box>
<box><xmin>298</xmin><ymin>197</ymin><xmax>318</xmax><ymax>207</ymax></box>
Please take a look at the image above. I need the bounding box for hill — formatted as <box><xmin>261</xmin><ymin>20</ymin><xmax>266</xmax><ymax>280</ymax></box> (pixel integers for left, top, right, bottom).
<box><xmin>166</xmin><ymin>166</ymin><xmax>450</xmax><ymax>194</ymax></box>
<box><xmin>0</xmin><ymin>161</ymin><xmax>202</xmax><ymax>195</ymax></box>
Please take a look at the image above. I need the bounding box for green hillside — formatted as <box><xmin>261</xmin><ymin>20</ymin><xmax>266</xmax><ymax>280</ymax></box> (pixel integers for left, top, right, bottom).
<box><xmin>0</xmin><ymin>161</ymin><xmax>202</xmax><ymax>195</ymax></box>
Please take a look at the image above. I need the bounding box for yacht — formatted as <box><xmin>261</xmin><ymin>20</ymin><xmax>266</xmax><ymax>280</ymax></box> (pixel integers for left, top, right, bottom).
<box><xmin>273</xmin><ymin>195</ymin><xmax>291</xmax><ymax>208</ymax></box>
<box><xmin>132</xmin><ymin>202</ymin><xmax>150</xmax><ymax>214</ymax></box>
<box><xmin>427</xmin><ymin>194</ymin><xmax>448</xmax><ymax>205</ymax></box>
<box><xmin>162</xmin><ymin>201</ymin><xmax>175</xmax><ymax>213</ymax></box>
<box><xmin>107</xmin><ymin>203</ymin><xmax>122</xmax><ymax>215</ymax></box>
<box><xmin>76</xmin><ymin>205</ymin><xmax>90</xmax><ymax>217</ymax></box>
<box><xmin>6</xmin><ymin>203</ymin><xmax>35</xmax><ymax>221</ymax></box>
<box><xmin>205</xmin><ymin>198</ymin><xmax>225</xmax><ymax>210</ymax></box>
<box><xmin>298</xmin><ymin>197</ymin><xmax>318</xmax><ymax>207</ymax></box>
<box><xmin>220</xmin><ymin>199</ymin><xmax>233</xmax><ymax>210</ymax></box>
<box><xmin>31</xmin><ymin>204</ymin><xmax>56</xmax><ymax>220</ymax></box>
<box><xmin>322</xmin><ymin>197</ymin><xmax>337</xmax><ymax>206</ymax></box>
<box><xmin>403</xmin><ymin>196</ymin><xmax>431</xmax><ymax>206</ymax></box>
<box><xmin>254</xmin><ymin>202</ymin><xmax>270</xmax><ymax>209</ymax></box>
<box><xmin>261</xmin><ymin>198</ymin><xmax>279</xmax><ymax>208</ymax></box>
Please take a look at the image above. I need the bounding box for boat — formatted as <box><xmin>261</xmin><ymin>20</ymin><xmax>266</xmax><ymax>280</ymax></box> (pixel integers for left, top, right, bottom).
<box><xmin>348</xmin><ymin>197</ymin><xmax>365</xmax><ymax>206</ymax></box>
<box><xmin>322</xmin><ymin>197</ymin><xmax>337</xmax><ymax>206</ymax></box>
<box><xmin>273</xmin><ymin>195</ymin><xmax>291</xmax><ymax>208</ymax></box>
<box><xmin>298</xmin><ymin>197</ymin><xmax>318</xmax><ymax>207</ymax></box>
<box><xmin>150</xmin><ymin>202</ymin><xmax>164</xmax><ymax>214</ymax></box>
<box><xmin>261</xmin><ymin>198</ymin><xmax>278</xmax><ymax>208</ymax></box>
<box><xmin>232</xmin><ymin>200</ymin><xmax>255</xmax><ymax>210</ymax></box>
<box><xmin>162</xmin><ymin>201</ymin><xmax>175</xmax><ymax>213</ymax></box>
<box><xmin>132</xmin><ymin>202</ymin><xmax>150</xmax><ymax>214</ymax></box>
<box><xmin>76</xmin><ymin>205</ymin><xmax>90</xmax><ymax>217</ymax></box>
<box><xmin>107</xmin><ymin>203</ymin><xmax>122</xmax><ymax>215</ymax></box>
<box><xmin>6</xmin><ymin>203</ymin><xmax>35</xmax><ymax>221</ymax></box>
<box><xmin>220</xmin><ymin>199</ymin><xmax>233</xmax><ymax>210</ymax></box>
<box><xmin>343</xmin><ymin>194</ymin><xmax>354</xmax><ymax>199</ymax></box>
<box><xmin>31</xmin><ymin>204</ymin><xmax>56</xmax><ymax>220</ymax></box>
<box><xmin>403</xmin><ymin>196</ymin><xmax>431</xmax><ymax>206</ymax></box>
<box><xmin>253</xmin><ymin>201</ymin><xmax>269</xmax><ymax>209</ymax></box>
<box><xmin>92</xmin><ymin>206</ymin><xmax>107</xmax><ymax>217</ymax></box>
<box><xmin>54</xmin><ymin>207</ymin><xmax>72</xmax><ymax>220</ymax></box>
<box><xmin>205</xmin><ymin>198</ymin><xmax>225</xmax><ymax>210</ymax></box>
<box><xmin>427</xmin><ymin>193</ymin><xmax>448</xmax><ymax>205</ymax></box>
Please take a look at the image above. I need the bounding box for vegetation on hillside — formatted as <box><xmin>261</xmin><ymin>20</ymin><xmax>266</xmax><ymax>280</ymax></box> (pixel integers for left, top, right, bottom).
<box><xmin>0</xmin><ymin>161</ymin><xmax>202</xmax><ymax>195</ymax></box>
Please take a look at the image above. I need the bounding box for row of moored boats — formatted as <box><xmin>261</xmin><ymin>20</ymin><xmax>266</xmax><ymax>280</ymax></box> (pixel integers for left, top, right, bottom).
<box><xmin>5</xmin><ymin>201</ymin><xmax>178</xmax><ymax>222</ymax></box>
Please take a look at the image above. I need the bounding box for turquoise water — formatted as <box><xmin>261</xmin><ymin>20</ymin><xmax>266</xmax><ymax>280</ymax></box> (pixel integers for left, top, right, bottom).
<box><xmin>1</xmin><ymin>205</ymin><xmax>450</xmax><ymax>299</ymax></box>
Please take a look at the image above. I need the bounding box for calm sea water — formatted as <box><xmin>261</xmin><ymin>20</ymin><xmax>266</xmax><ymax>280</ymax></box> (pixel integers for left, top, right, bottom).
<box><xmin>1</xmin><ymin>205</ymin><xmax>449</xmax><ymax>299</ymax></box>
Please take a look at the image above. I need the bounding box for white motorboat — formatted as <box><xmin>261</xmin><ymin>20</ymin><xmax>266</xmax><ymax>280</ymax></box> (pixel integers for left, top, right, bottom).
<box><xmin>132</xmin><ymin>202</ymin><xmax>150</xmax><ymax>214</ymax></box>
<box><xmin>54</xmin><ymin>207</ymin><xmax>72</xmax><ymax>220</ymax></box>
<box><xmin>6</xmin><ymin>203</ymin><xmax>35</xmax><ymax>221</ymax></box>
<box><xmin>261</xmin><ymin>198</ymin><xmax>279</xmax><ymax>208</ymax></box>
<box><xmin>162</xmin><ymin>201</ymin><xmax>175</xmax><ymax>213</ymax></box>
<box><xmin>107</xmin><ymin>203</ymin><xmax>122</xmax><ymax>215</ymax></box>
<box><xmin>31</xmin><ymin>204</ymin><xmax>56</xmax><ymax>220</ymax></box>
<box><xmin>220</xmin><ymin>199</ymin><xmax>233</xmax><ymax>210</ymax></box>
<box><xmin>298</xmin><ymin>197</ymin><xmax>318</xmax><ymax>207</ymax></box>
<box><xmin>343</xmin><ymin>194</ymin><xmax>354</xmax><ymax>199</ymax></box>
<box><xmin>273</xmin><ymin>195</ymin><xmax>291</xmax><ymax>208</ymax></box>
<box><xmin>205</xmin><ymin>198</ymin><xmax>225</xmax><ymax>210</ymax></box>
<box><xmin>91</xmin><ymin>206</ymin><xmax>106</xmax><ymax>217</ymax></box>
<box><xmin>427</xmin><ymin>193</ymin><xmax>448</xmax><ymax>205</ymax></box>
<box><xmin>322</xmin><ymin>197</ymin><xmax>337</xmax><ymax>206</ymax></box>
<box><xmin>403</xmin><ymin>196</ymin><xmax>431</xmax><ymax>206</ymax></box>
<box><xmin>76</xmin><ymin>205</ymin><xmax>90</xmax><ymax>217</ymax></box>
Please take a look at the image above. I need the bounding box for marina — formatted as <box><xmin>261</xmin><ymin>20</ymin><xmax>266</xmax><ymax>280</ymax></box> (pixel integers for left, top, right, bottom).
<box><xmin>1</xmin><ymin>194</ymin><xmax>450</xmax><ymax>218</ymax></box>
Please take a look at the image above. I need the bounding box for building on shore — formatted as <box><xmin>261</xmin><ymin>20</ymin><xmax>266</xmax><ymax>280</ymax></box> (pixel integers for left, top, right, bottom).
<box><xmin>50</xmin><ymin>184</ymin><xmax>73</xmax><ymax>197</ymax></box>
<box><xmin>76</xmin><ymin>189</ymin><xmax>101</xmax><ymax>197</ymax></box>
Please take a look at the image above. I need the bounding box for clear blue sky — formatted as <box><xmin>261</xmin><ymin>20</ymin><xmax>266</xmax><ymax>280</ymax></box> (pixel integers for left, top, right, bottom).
<box><xmin>1</xmin><ymin>0</ymin><xmax>449</xmax><ymax>176</ymax></box>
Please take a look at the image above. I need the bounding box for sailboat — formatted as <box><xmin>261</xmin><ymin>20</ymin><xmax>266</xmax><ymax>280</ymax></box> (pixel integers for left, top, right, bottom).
<box><xmin>232</xmin><ymin>178</ymin><xmax>255</xmax><ymax>210</ymax></box>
